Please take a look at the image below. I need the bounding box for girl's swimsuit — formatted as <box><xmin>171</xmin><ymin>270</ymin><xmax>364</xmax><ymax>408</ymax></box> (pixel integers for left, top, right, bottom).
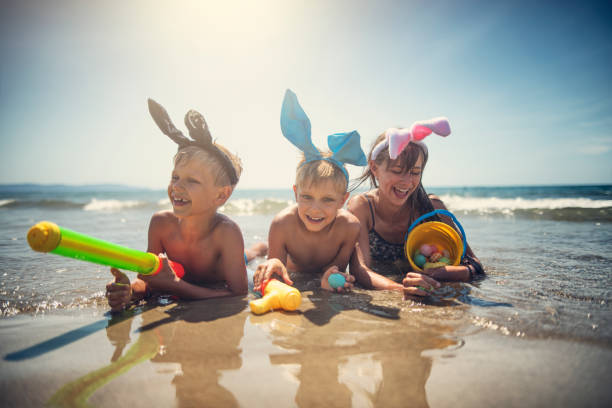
<box><xmin>365</xmin><ymin>196</ymin><xmax>406</xmax><ymax>263</ymax></box>
<box><xmin>365</xmin><ymin>194</ymin><xmax>485</xmax><ymax>278</ymax></box>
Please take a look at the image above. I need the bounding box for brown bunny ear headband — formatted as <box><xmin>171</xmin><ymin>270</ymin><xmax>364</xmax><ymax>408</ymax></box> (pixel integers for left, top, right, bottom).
<box><xmin>147</xmin><ymin>98</ymin><xmax>238</xmax><ymax>185</ymax></box>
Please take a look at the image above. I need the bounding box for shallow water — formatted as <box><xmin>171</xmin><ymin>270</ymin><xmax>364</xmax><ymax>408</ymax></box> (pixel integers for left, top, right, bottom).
<box><xmin>1</xmin><ymin>185</ymin><xmax>612</xmax><ymax>406</ymax></box>
<box><xmin>1</xmin><ymin>185</ymin><xmax>611</xmax><ymax>345</ymax></box>
<box><xmin>1</xmin><ymin>290</ymin><xmax>611</xmax><ymax>407</ymax></box>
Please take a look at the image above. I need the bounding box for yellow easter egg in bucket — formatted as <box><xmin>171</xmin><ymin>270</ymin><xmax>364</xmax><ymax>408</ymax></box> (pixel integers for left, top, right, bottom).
<box><xmin>405</xmin><ymin>210</ymin><xmax>466</xmax><ymax>272</ymax></box>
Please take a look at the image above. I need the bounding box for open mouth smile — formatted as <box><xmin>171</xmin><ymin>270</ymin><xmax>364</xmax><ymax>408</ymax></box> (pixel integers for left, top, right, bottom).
<box><xmin>172</xmin><ymin>195</ymin><xmax>191</xmax><ymax>207</ymax></box>
<box><xmin>306</xmin><ymin>214</ymin><xmax>325</xmax><ymax>223</ymax></box>
<box><xmin>392</xmin><ymin>186</ymin><xmax>410</xmax><ymax>199</ymax></box>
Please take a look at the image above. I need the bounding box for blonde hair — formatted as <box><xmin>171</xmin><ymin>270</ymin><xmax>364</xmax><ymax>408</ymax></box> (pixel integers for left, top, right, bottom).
<box><xmin>173</xmin><ymin>144</ymin><xmax>243</xmax><ymax>187</ymax></box>
<box><xmin>295</xmin><ymin>152</ymin><xmax>347</xmax><ymax>193</ymax></box>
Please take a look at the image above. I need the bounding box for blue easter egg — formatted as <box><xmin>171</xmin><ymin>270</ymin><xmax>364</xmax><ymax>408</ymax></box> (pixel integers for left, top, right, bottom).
<box><xmin>414</xmin><ymin>254</ymin><xmax>427</xmax><ymax>267</ymax></box>
<box><xmin>328</xmin><ymin>273</ymin><xmax>346</xmax><ymax>289</ymax></box>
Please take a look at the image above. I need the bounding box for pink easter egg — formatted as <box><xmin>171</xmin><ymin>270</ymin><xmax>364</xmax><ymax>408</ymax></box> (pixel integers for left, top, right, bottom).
<box><xmin>420</xmin><ymin>244</ymin><xmax>433</xmax><ymax>257</ymax></box>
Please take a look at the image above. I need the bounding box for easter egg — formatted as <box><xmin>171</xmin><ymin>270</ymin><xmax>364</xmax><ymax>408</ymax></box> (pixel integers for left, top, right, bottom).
<box><xmin>429</xmin><ymin>252</ymin><xmax>442</xmax><ymax>262</ymax></box>
<box><xmin>439</xmin><ymin>257</ymin><xmax>450</xmax><ymax>265</ymax></box>
<box><xmin>414</xmin><ymin>253</ymin><xmax>427</xmax><ymax>267</ymax></box>
<box><xmin>420</xmin><ymin>244</ymin><xmax>434</xmax><ymax>257</ymax></box>
<box><xmin>328</xmin><ymin>273</ymin><xmax>346</xmax><ymax>289</ymax></box>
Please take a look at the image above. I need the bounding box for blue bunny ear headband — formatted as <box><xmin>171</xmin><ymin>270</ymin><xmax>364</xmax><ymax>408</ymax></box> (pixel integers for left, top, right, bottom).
<box><xmin>148</xmin><ymin>98</ymin><xmax>238</xmax><ymax>185</ymax></box>
<box><xmin>280</xmin><ymin>89</ymin><xmax>367</xmax><ymax>182</ymax></box>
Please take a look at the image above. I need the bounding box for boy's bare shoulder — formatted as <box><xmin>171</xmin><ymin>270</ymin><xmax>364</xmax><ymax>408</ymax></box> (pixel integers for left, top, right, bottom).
<box><xmin>150</xmin><ymin>210</ymin><xmax>178</xmax><ymax>227</ymax></box>
<box><xmin>270</xmin><ymin>204</ymin><xmax>299</xmax><ymax>227</ymax></box>
<box><xmin>347</xmin><ymin>192</ymin><xmax>367</xmax><ymax>207</ymax></box>
<box><xmin>212</xmin><ymin>213</ymin><xmax>243</xmax><ymax>237</ymax></box>
<box><xmin>333</xmin><ymin>209</ymin><xmax>360</xmax><ymax>244</ymax></box>
<box><xmin>336</xmin><ymin>208</ymin><xmax>360</xmax><ymax>226</ymax></box>
<box><xmin>347</xmin><ymin>193</ymin><xmax>371</xmax><ymax>215</ymax></box>
<box><xmin>210</xmin><ymin>214</ymin><xmax>245</xmax><ymax>258</ymax></box>
<box><xmin>337</xmin><ymin>208</ymin><xmax>361</xmax><ymax>232</ymax></box>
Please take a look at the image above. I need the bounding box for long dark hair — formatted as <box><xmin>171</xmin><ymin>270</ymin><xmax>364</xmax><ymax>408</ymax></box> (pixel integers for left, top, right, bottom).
<box><xmin>350</xmin><ymin>132</ymin><xmax>438</xmax><ymax>223</ymax></box>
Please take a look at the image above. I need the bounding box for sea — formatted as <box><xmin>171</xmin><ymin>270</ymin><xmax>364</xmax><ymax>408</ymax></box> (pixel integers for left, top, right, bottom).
<box><xmin>1</xmin><ymin>184</ymin><xmax>611</xmax><ymax>346</ymax></box>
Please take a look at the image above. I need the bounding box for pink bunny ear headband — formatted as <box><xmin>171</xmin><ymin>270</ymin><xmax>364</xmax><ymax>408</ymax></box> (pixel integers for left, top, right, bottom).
<box><xmin>370</xmin><ymin>117</ymin><xmax>451</xmax><ymax>160</ymax></box>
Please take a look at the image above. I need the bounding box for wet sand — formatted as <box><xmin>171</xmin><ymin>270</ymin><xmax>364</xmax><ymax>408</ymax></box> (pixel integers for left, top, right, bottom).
<box><xmin>1</xmin><ymin>288</ymin><xmax>611</xmax><ymax>408</ymax></box>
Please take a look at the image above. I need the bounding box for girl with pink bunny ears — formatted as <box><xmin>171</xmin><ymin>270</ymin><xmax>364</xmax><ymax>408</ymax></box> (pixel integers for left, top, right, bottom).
<box><xmin>348</xmin><ymin>118</ymin><xmax>484</xmax><ymax>297</ymax></box>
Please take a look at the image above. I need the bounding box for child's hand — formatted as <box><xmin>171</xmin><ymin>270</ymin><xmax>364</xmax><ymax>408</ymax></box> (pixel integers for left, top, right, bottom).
<box><xmin>422</xmin><ymin>265</ymin><xmax>471</xmax><ymax>281</ymax></box>
<box><xmin>139</xmin><ymin>254</ymin><xmax>179</xmax><ymax>291</ymax></box>
<box><xmin>402</xmin><ymin>272</ymin><xmax>441</xmax><ymax>298</ymax></box>
<box><xmin>253</xmin><ymin>258</ymin><xmax>292</xmax><ymax>291</ymax></box>
<box><xmin>106</xmin><ymin>268</ymin><xmax>132</xmax><ymax>312</ymax></box>
<box><xmin>321</xmin><ymin>266</ymin><xmax>355</xmax><ymax>293</ymax></box>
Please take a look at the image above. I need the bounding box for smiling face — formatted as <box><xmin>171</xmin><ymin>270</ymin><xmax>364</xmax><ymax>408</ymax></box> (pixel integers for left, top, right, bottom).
<box><xmin>167</xmin><ymin>156</ymin><xmax>221</xmax><ymax>218</ymax></box>
<box><xmin>371</xmin><ymin>149</ymin><xmax>424</xmax><ymax>207</ymax></box>
<box><xmin>293</xmin><ymin>179</ymin><xmax>349</xmax><ymax>232</ymax></box>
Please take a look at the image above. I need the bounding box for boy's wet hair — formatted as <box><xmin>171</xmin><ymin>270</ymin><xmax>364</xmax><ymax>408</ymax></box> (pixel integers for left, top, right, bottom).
<box><xmin>295</xmin><ymin>151</ymin><xmax>347</xmax><ymax>194</ymax></box>
<box><xmin>174</xmin><ymin>144</ymin><xmax>243</xmax><ymax>187</ymax></box>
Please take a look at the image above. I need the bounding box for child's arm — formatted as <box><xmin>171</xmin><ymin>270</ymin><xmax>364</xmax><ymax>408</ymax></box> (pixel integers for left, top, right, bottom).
<box><xmin>346</xmin><ymin>197</ymin><xmax>440</xmax><ymax>295</ymax></box>
<box><xmin>106</xmin><ymin>212</ymin><xmax>166</xmax><ymax>311</ymax></box>
<box><xmin>346</xmin><ymin>196</ymin><xmax>405</xmax><ymax>290</ymax></box>
<box><xmin>318</xmin><ymin>213</ymin><xmax>360</xmax><ymax>292</ymax></box>
<box><xmin>423</xmin><ymin>196</ymin><xmax>484</xmax><ymax>282</ymax></box>
<box><xmin>215</xmin><ymin>221</ymin><xmax>248</xmax><ymax>296</ymax></box>
<box><xmin>142</xmin><ymin>220</ymin><xmax>248</xmax><ymax>299</ymax></box>
<box><xmin>106</xmin><ymin>268</ymin><xmax>132</xmax><ymax>312</ymax></box>
<box><xmin>253</xmin><ymin>214</ymin><xmax>293</xmax><ymax>289</ymax></box>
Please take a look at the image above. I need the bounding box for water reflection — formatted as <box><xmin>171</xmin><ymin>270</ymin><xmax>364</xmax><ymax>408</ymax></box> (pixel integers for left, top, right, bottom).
<box><xmin>251</xmin><ymin>289</ymin><xmax>457</xmax><ymax>408</ymax></box>
<box><xmin>48</xmin><ymin>297</ymin><xmax>248</xmax><ymax>407</ymax></box>
<box><xmin>144</xmin><ymin>299</ymin><xmax>248</xmax><ymax>407</ymax></box>
<box><xmin>47</xmin><ymin>285</ymin><xmax>463</xmax><ymax>408</ymax></box>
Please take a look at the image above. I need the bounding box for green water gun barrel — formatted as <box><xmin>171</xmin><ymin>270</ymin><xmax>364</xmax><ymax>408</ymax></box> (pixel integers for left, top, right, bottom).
<box><xmin>27</xmin><ymin>221</ymin><xmax>184</xmax><ymax>277</ymax></box>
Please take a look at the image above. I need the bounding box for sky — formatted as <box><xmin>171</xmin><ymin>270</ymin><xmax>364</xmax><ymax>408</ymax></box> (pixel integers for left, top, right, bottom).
<box><xmin>1</xmin><ymin>0</ymin><xmax>611</xmax><ymax>190</ymax></box>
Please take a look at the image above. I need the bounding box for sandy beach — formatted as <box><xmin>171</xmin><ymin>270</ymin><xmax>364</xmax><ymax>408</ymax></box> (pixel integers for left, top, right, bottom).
<box><xmin>2</xmin><ymin>286</ymin><xmax>610</xmax><ymax>408</ymax></box>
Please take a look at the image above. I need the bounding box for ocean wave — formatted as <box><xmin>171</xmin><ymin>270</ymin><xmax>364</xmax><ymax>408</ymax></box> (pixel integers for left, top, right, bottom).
<box><xmin>441</xmin><ymin>194</ymin><xmax>612</xmax><ymax>210</ymax></box>
<box><xmin>157</xmin><ymin>198</ymin><xmax>171</xmax><ymax>207</ymax></box>
<box><xmin>0</xmin><ymin>198</ymin><xmax>151</xmax><ymax>211</ymax></box>
<box><xmin>83</xmin><ymin>198</ymin><xmax>145</xmax><ymax>212</ymax></box>
<box><xmin>0</xmin><ymin>199</ymin><xmax>84</xmax><ymax>209</ymax></box>
<box><xmin>220</xmin><ymin>198</ymin><xmax>293</xmax><ymax>215</ymax></box>
<box><xmin>441</xmin><ymin>195</ymin><xmax>612</xmax><ymax>222</ymax></box>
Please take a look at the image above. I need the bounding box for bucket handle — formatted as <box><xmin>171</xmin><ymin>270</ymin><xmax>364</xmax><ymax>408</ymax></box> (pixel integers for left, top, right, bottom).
<box><xmin>406</xmin><ymin>209</ymin><xmax>467</xmax><ymax>260</ymax></box>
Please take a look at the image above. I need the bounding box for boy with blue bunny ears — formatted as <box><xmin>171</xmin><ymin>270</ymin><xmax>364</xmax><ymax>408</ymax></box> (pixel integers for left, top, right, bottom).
<box><xmin>252</xmin><ymin>90</ymin><xmax>367</xmax><ymax>292</ymax></box>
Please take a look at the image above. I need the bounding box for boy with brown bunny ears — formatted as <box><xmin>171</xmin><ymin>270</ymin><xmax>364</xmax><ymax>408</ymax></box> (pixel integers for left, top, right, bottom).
<box><xmin>106</xmin><ymin>99</ymin><xmax>265</xmax><ymax>311</ymax></box>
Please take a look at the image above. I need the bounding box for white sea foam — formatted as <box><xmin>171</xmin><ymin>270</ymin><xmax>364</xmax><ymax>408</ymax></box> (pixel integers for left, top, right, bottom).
<box><xmin>220</xmin><ymin>198</ymin><xmax>293</xmax><ymax>215</ymax></box>
<box><xmin>157</xmin><ymin>198</ymin><xmax>171</xmax><ymax>207</ymax></box>
<box><xmin>0</xmin><ymin>199</ymin><xmax>15</xmax><ymax>207</ymax></box>
<box><xmin>83</xmin><ymin>198</ymin><xmax>143</xmax><ymax>212</ymax></box>
<box><xmin>440</xmin><ymin>194</ymin><xmax>612</xmax><ymax>213</ymax></box>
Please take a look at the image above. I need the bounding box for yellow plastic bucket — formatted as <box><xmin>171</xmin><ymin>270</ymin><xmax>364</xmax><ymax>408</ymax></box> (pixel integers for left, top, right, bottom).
<box><xmin>405</xmin><ymin>210</ymin><xmax>466</xmax><ymax>272</ymax></box>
